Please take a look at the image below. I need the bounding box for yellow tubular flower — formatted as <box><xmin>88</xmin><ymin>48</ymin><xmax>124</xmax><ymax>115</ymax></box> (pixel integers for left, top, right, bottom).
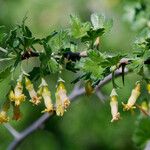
<box><xmin>0</xmin><ymin>100</ymin><xmax>10</xmax><ymax>124</ymax></box>
<box><xmin>122</xmin><ymin>82</ymin><xmax>141</xmax><ymax>111</ymax></box>
<box><xmin>56</xmin><ymin>79</ymin><xmax>70</xmax><ymax>116</ymax></box>
<box><xmin>9</xmin><ymin>80</ymin><xmax>26</xmax><ymax>106</ymax></box>
<box><xmin>25</xmin><ymin>77</ymin><xmax>41</xmax><ymax>105</ymax></box>
<box><xmin>9</xmin><ymin>90</ymin><xmax>15</xmax><ymax>102</ymax></box>
<box><xmin>55</xmin><ymin>92</ymin><xmax>64</xmax><ymax>116</ymax></box>
<box><xmin>41</xmin><ymin>86</ymin><xmax>53</xmax><ymax>113</ymax></box>
<box><xmin>147</xmin><ymin>83</ymin><xmax>150</xmax><ymax>94</ymax></box>
<box><xmin>39</xmin><ymin>79</ymin><xmax>53</xmax><ymax>113</ymax></box>
<box><xmin>0</xmin><ymin>110</ymin><xmax>9</xmax><ymax>124</ymax></box>
<box><xmin>110</xmin><ymin>88</ymin><xmax>120</xmax><ymax>122</ymax></box>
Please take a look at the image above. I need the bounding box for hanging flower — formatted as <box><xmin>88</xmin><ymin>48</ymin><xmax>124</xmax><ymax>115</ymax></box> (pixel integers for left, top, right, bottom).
<box><xmin>122</xmin><ymin>82</ymin><xmax>141</xmax><ymax>111</ymax></box>
<box><xmin>110</xmin><ymin>88</ymin><xmax>120</xmax><ymax>122</ymax></box>
<box><xmin>0</xmin><ymin>111</ymin><xmax>9</xmax><ymax>124</ymax></box>
<box><xmin>25</xmin><ymin>77</ymin><xmax>41</xmax><ymax>105</ymax></box>
<box><xmin>9</xmin><ymin>77</ymin><xmax>26</xmax><ymax>106</ymax></box>
<box><xmin>147</xmin><ymin>83</ymin><xmax>150</xmax><ymax>94</ymax></box>
<box><xmin>56</xmin><ymin>78</ymin><xmax>70</xmax><ymax>116</ymax></box>
<box><xmin>85</xmin><ymin>80</ymin><xmax>94</xmax><ymax>96</ymax></box>
<box><xmin>40</xmin><ymin>79</ymin><xmax>53</xmax><ymax>113</ymax></box>
<box><xmin>0</xmin><ymin>100</ymin><xmax>10</xmax><ymax>124</ymax></box>
<box><xmin>12</xmin><ymin>105</ymin><xmax>21</xmax><ymax>121</ymax></box>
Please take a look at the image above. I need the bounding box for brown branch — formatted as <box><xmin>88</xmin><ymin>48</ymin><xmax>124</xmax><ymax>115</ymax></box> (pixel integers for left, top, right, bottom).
<box><xmin>7</xmin><ymin>68</ymin><xmax>128</xmax><ymax>150</ymax></box>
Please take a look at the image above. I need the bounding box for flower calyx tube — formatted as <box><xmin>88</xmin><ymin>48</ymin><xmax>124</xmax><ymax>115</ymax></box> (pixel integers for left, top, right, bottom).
<box><xmin>39</xmin><ymin>78</ymin><xmax>54</xmax><ymax>113</ymax></box>
<box><xmin>85</xmin><ymin>80</ymin><xmax>94</xmax><ymax>96</ymax></box>
<box><xmin>110</xmin><ymin>88</ymin><xmax>120</xmax><ymax>122</ymax></box>
<box><xmin>0</xmin><ymin>100</ymin><xmax>10</xmax><ymax>124</ymax></box>
<box><xmin>25</xmin><ymin>77</ymin><xmax>41</xmax><ymax>105</ymax></box>
<box><xmin>122</xmin><ymin>82</ymin><xmax>141</xmax><ymax>111</ymax></box>
<box><xmin>55</xmin><ymin>78</ymin><xmax>70</xmax><ymax>116</ymax></box>
<box><xmin>9</xmin><ymin>77</ymin><xmax>26</xmax><ymax>106</ymax></box>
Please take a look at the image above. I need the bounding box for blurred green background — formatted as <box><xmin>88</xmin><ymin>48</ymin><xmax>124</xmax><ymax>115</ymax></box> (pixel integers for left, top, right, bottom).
<box><xmin>0</xmin><ymin>0</ymin><xmax>144</xmax><ymax>150</ymax></box>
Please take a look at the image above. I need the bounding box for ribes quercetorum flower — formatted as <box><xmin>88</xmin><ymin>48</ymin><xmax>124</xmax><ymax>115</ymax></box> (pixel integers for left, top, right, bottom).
<box><xmin>122</xmin><ymin>82</ymin><xmax>141</xmax><ymax>111</ymax></box>
<box><xmin>25</xmin><ymin>77</ymin><xmax>41</xmax><ymax>105</ymax></box>
<box><xmin>38</xmin><ymin>78</ymin><xmax>54</xmax><ymax>113</ymax></box>
<box><xmin>9</xmin><ymin>76</ymin><xmax>26</xmax><ymax>106</ymax></box>
<box><xmin>56</xmin><ymin>78</ymin><xmax>70</xmax><ymax>116</ymax></box>
<box><xmin>0</xmin><ymin>111</ymin><xmax>9</xmax><ymax>124</ymax></box>
<box><xmin>0</xmin><ymin>100</ymin><xmax>10</xmax><ymax>124</ymax></box>
<box><xmin>110</xmin><ymin>88</ymin><xmax>120</xmax><ymax>122</ymax></box>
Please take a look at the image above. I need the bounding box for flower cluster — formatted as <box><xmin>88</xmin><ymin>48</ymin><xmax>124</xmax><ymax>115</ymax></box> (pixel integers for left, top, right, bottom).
<box><xmin>109</xmin><ymin>81</ymin><xmax>150</xmax><ymax>122</ymax></box>
<box><xmin>0</xmin><ymin>76</ymin><xmax>70</xmax><ymax>124</ymax></box>
<box><xmin>110</xmin><ymin>82</ymin><xmax>141</xmax><ymax>122</ymax></box>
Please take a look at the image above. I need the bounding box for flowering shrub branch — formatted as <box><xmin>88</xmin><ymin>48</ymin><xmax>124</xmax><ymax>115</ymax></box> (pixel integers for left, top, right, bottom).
<box><xmin>0</xmin><ymin>0</ymin><xmax>150</xmax><ymax>148</ymax></box>
<box><xmin>7</xmin><ymin>67</ymin><xmax>128</xmax><ymax>150</ymax></box>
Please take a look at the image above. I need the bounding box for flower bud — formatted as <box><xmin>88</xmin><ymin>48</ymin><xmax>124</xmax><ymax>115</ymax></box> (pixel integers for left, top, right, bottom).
<box><xmin>85</xmin><ymin>80</ymin><xmax>94</xmax><ymax>96</ymax></box>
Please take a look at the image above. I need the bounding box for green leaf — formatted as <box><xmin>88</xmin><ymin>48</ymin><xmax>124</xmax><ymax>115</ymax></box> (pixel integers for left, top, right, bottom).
<box><xmin>0</xmin><ymin>75</ymin><xmax>11</xmax><ymax>103</ymax></box>
<box><xmin>6</xmin><ymin>28</ymin><xmax>17</xmax><ymax>47</ymax></box>
<box><xmin>47</xmin><ymin>58</ymin><xmax>59</xmax><ymax>74</ymax></box>
<box><xmin>23</xmin><ymin>36</ymin><xmax>35</xmax><ymax>48</ymax></box>
<box><xmin>77</xmin><ymin>57</ymin><xmax>105</xmax><ymax>80</ymax></box>
<box><xmin>91</xmin><ymin>13</ymin><xmax>113</xmax><ymax>32</ymax></box>
<box><xmin>0</xmin><ymin>67</ymin><xmax>12</xmax><ymax>82</ymax></box>
<box><xmin>13</xmin><ymin>38</ymin><xmax>20</xmax><ymax>48</ymax></box>
<box><xmin>128</xmin><ymin>58</ymin><xmax>144</xmax><ymax>73</ymax></box>
<box><xmin>49</xmin><ymin>30</ymin><xmax>69</xmax><ymax>52</ymax></box>
<box><xmin>70</xmin><ymin>15</ymin><xmax>91</xmax><ymax>39</ymax></box>
<box><xmin>24</xmin><ymin>26</ymin><xmax>32</xmax><ymax>38</ymax></box>
<box><xmin>44</xmin><ymin>31</ymin><xmax>58</xmax><ymax>42</ymax></box>
<box><xmin>0</xmin><ymin>59</ymin><xmax>14</xmax><ymax>73</ymax></box>
<box><xmin>88</xmin><ymin>50</ymin><xmax>106</xmax><ymax>63</ymax></box>
<box><xmin>81</xmin><ymin>28</ymin><xmax>105</xmax><ymax>42</ymax></box>
<box><xmin>100</xmin><ymin>54</ymin><xmax>125</xmax><ymax>68</ymax></box>
<box><xmin>83</xmin><ymin>59</ymin><xmax>105</xmax><ymax>80</ymax></box>
<box><xmin>21</xmin><ymin>57</ymin><xmax>41</xmax><ymax>73</ymax></box>
<box><xmin>0</xmin><ymin>26</ymin><xmax>6</xmax><ymax>44</ymax></box>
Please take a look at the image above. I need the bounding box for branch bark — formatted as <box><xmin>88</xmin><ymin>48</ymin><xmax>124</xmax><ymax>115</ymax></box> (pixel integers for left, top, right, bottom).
<box><xmin>7</xmin><ymin>68</ymin><xmax>128</xmax><ymax>150</ymax></box>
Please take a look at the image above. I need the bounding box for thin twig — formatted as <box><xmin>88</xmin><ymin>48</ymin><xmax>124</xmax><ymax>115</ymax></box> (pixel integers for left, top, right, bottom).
<box><xmin>7</xmin><ymin>68</ymin><xmax>128</xmax><ymax>150</ymax></box>
<box><xmin>4</xmin><ymin>124</ymin><xmax>21</xmax><ymax>139</ymax></box>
